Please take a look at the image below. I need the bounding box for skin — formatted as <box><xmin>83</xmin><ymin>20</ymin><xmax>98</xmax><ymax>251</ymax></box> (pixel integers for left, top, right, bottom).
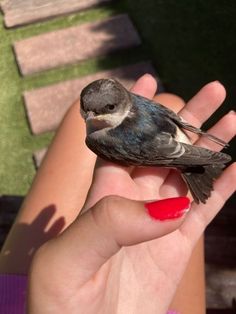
<box><xmin>0</xmin><ymin>75</ymin><xmax>235</xmax><ymax>314</ymax></box>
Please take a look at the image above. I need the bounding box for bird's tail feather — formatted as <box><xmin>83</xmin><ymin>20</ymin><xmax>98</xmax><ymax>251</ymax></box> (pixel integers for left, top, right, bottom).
<box><xmin>182</xmin><ymin>164</ymin><xmax>225</xmax><ymax>204</ymax></box>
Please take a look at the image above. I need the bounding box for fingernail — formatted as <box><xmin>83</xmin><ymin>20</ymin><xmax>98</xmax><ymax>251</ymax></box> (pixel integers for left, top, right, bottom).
<box><xmin>145</xmin><ymin>197</ymin><xmax>190</xmax><ymax>221</ymax></box>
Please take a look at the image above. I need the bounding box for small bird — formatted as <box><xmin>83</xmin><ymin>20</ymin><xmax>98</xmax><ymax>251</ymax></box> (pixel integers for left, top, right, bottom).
<box><xmin>80</xmin><ymin>78</ymin><xmax>231</xmax><ymax>204</ymax></box>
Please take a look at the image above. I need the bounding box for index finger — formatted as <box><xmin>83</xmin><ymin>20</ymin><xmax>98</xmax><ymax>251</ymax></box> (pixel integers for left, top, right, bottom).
<box><xmin>131</xmin><ymin>73</ymin><xmax>157</xmax><ymax>97</ymax></box>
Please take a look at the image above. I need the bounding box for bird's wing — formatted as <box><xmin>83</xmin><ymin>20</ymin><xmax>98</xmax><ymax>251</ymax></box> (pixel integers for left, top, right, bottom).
<box><xmin>141</xmin><ymin>133</ymin><xmax>231</xmax><ymax>167</ymax></box>
<box><xmin>133</xmin><ymin>94</ymin><xmax>228</xmax><ymax>147</ymax></box>
<box><xmin>157</xmin><ymin>103</ymin><xmax>228</xmax><ymax>147</ymax></box>
<box><xmin>170</xmin><ymin>116</ymin><xmax>228</xmax><ymax>147</ymax></box>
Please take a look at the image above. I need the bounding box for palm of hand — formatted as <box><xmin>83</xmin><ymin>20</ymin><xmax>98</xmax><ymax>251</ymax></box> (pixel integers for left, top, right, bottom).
<box><xmin>77</xmin><ymin>79</ymin><xmax>235</xmax><ymax>313</ymax></box>
<box><xmin>82</xmin><ymin>165</ymin><xmax>189</xmax><ymax>314</ymax></box>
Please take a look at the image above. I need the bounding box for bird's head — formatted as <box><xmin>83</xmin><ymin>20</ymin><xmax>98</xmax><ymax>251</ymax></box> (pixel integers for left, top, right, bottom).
<box><xmin>80</xmin><ymin>79</ymin><xmax>132</xmax><ymax>135</ymax></box>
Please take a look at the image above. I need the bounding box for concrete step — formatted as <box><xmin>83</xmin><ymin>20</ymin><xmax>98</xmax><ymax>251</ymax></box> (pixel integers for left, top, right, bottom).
<box><xmin>33</xmin><ymin>148</ymin><xmax>48</xmax><ymax>168</ymax></box>
<box><xmin>14</xmin><ymin>14</ymin><xmax>141</xmax><ymax>76</ymax></box>
<box><xmin>1</xmin><ymin>0</ymin><xmax>113</xmax><ymax>28</ymax></box>
<box><xmin>24</xmin><ymin>61</ymin><xmax>157</xmax><ymax>135</ymax></box>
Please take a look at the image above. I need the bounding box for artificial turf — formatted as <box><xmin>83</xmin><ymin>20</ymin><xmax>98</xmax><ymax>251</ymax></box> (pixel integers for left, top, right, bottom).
<box><xmin>0</xmin><ymin>0</ymin><xmax>235</xmax><ymax>196</ymax></box>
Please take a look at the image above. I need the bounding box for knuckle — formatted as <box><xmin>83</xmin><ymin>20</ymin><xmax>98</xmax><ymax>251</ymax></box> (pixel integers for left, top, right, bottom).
<box><xmin>92</xmin><ymin>195</ymin><xmax>124</xmax><ymax>229</ymax></box>
<box><xmin>90</xmin><ymin>195</ymin><xmax>125</xmax><ymax>250</ymax></box>
<box><xmin>99</xmin><ymin>195</ymin><xmax>123</xmax><ymax>212</ymax></box>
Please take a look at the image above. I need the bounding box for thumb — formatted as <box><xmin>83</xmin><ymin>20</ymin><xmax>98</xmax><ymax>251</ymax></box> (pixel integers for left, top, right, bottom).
<box><xmin>36</xmin><ymin>196</ymin><xmax>190</xmax><ymax>286</ymax></box>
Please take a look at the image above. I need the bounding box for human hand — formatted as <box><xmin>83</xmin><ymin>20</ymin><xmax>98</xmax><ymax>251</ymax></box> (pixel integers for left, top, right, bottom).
<box><xmin>28</xmin><ymin>75</ymin><xmax>236</xmax><ymax>314</ymax></box>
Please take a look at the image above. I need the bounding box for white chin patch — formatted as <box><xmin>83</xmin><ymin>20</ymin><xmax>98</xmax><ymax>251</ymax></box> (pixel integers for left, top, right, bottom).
<box><xmin>100</xmin><ymin>109</ymin><xmax>130</xmax><ymax>128</ymax></box>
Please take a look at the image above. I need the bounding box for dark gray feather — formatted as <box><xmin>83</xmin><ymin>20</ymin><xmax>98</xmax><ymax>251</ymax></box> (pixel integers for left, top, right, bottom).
<box><xmin>132</xmin><ymin>93</ymin><xmax>229</xmax><ymax>148</ymax></box>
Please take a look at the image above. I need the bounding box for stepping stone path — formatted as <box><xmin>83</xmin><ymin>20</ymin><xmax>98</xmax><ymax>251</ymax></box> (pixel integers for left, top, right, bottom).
<box><xmin>1</xmin><ymin>1</ymin><xmax>235</xmax><ymax>310</ymax></box>
<box><xmin>1</xmin><ymin>0</ymin><xmax>113</xmax><ymax>28</ymax></box>
<box><xmin>33</xmin><ymin>148</ymin><xmax>48</xmax><ymax>168</ymax></box>
<box><xmin>24</xmin><ymin>62</ymin><xmax>157</xmax><ymax>135</ymax></box>
<box><xmin>14</xmin><ymin>14</ymin><xmax>141</xmax><ymax>76</ymax></box>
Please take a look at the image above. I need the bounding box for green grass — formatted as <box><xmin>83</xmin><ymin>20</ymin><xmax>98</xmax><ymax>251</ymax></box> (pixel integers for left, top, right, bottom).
<box><xmin>0</xmin><ymin>0</ymin><xmax>235</xmax><ymax>196</ymax></box>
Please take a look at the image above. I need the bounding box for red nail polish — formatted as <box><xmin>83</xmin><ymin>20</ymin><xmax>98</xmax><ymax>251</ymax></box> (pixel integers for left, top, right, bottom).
<box><xmin>145</xmin><ymin>197</ymin><xmax>190</xmax><ymax>221</ymax></box>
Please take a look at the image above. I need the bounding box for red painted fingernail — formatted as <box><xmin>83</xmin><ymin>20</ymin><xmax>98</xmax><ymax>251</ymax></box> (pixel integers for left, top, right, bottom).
<box><xmin>145</xmin><ymin>197</ymin><xmax>190</xmax><ymax>221</ymax></box>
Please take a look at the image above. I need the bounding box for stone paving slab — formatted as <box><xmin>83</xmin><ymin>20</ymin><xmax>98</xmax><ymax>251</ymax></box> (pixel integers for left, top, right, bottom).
<box><xmin>33</xmin><ymin>148</ymin><xmax>48</xmax><ymax>168</ymax></box>
<box><xmin>24</xmin><ymin>61</ymin><xmax>157</xmax><ymax>135</ymax></box>
<box><xmin>1</xmin><ymin>0</ymin><xmax>113</xmax><ymax>28</ymax></box>
<box><xmin>14</xmin><ymin>14</ymin><xmax>141</xmax><ymax>76</ymax></box>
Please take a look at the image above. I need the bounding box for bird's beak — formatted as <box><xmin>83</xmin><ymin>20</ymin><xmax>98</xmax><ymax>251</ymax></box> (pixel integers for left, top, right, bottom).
<box><xmin>85</xmin><ymin>111</ymin><xmax>111</xmax><ymax>134</ymax></box>
<box><xmin>85</xmin><ymin>111</ymin><xmax>96</xmax><ymax>120</ymax></box>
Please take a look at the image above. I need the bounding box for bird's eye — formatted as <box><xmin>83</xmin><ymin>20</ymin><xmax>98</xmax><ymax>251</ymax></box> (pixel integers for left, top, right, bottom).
<box><xmin>105</xmin><ymin>104</ymin><xmax>116</xmax><ymax>111</ymax></box>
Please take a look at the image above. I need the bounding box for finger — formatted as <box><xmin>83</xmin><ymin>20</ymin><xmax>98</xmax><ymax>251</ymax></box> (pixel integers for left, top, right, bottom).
<box><xmin>131</xmin><ymin>73</ymin><xmax>157</xmax><ymax>97</ymax></box>
<box><xmin>179</xmin><ymin>81</ymin><xmax>226</xmax><ymax>142</ymax></box>
<box><xmin>132</xmin><ymin>167</ymin><xmax>170</xmax><ymax>199</ymax></box>
<box><xmin>82</xmin><ymin>158</ymin><xmax>136</xmax><ymax>211</ymax></box>
<box><xmin>180</xmin><ymin>163</ymin><xmax>236</xmax><ymax>244</ymax></box>
<box><xmin>195</xmin><ymin>110</ymin><xmax>236</xmax><ymax>150</ymax></box>
<box><xmin>153</xmin><ymin>93</ymin><xmax>186</xmax><ymax>113</ymax></box>
<box><xmin>160</xmin><ymin>169</ymin><xmax>188</xmax><ymax>198</ymax></box>
<box><xmin>45</xmin><ymin>196</ymin><xmax>190</xmax><ymax>287</ymax></box>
